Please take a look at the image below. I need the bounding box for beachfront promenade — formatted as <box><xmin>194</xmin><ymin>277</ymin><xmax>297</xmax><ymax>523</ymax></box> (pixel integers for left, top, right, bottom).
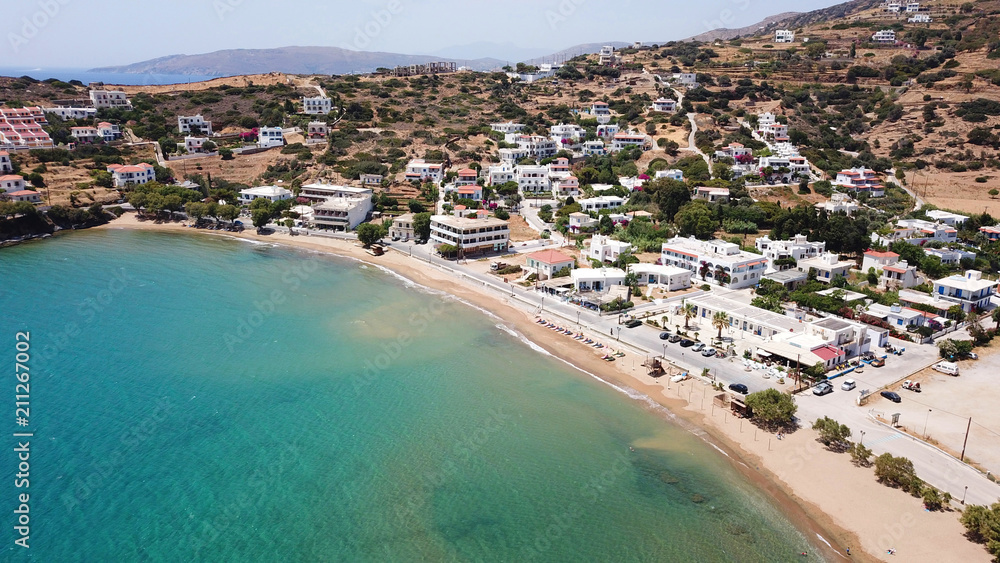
<box><xmin>378</xmin><ymin>237</ymin><xmax>1000</xmax><ymax>508</ymax></box>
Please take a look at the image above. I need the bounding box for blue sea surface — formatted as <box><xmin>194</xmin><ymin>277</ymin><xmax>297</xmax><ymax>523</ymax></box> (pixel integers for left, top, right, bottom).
<box><xmin>0</xmin><ymin>67</ymin><xmax>224</xmax><ymax>86</ymax></box>
<box><xmin>0</xmin><ymin>230</ymin><xmax>821</xmax><ymax>561</ymax></box>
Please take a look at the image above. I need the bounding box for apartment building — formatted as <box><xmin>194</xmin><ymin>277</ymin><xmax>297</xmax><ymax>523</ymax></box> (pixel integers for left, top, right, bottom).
<box><xmin>106</xmin><ymin>163</ymin><xmax>155</xmax><ymax>188</ymax></box>
<box><xmin>89</xmin><ymin>89</ymin><xmax>132</xmax><ymax>110</ymax></box>
<box><xmin>660</xmin><ymin>236</ymin><xmax>768</xmax><ymax>289</ymax></box>
<box><xmin>429</xmin><ymin>215</ymin><xmax>509</xmax><ymax>256</ymax></box>
<box><xmin>178</xmin><ymin>114</ymin><xmax>213</xmax><ymax>135</ymax></box>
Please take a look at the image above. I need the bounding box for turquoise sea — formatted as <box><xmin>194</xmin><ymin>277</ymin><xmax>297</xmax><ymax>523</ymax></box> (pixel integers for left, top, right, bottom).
<box><xmin>0</xmin><ymin>230</ymin><xmax>821</xmax><ymax>561</ymax></box>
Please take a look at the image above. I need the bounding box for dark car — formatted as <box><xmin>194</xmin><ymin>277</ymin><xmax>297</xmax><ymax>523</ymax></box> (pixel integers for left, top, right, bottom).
<box><xmin>659</xmin><ymin>332</ymin><xmax>671</xmax><ymax>340</ymax></box>
<box><xmin>679</xmin><ymin>339</ymin><xmax>695</xmax><ymax>347</ymax></box>
<box><xmin>728</xmin><ymin>383</ymin><xmax>749</xmax><ymax>394</ymax></box>
<box><xmin>668</xmin><ymin>335</ymin><xmax>682</xmax><ymax>343</ymax></box>
<box><xmin>624</xmin><ymin>319</ymin><xmax>643</xmax><ymax>329</ymax></box>
<box><xmin>880</xmin><ymin>390</ymin><xmax>902</xmax><ymax>403</ymax></box>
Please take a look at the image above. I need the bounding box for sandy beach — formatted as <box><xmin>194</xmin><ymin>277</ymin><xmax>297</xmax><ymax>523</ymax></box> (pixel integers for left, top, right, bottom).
<box><xmin>93</xmin><ymin>214</ymin><xmax>989</xmax><ymax>562</ymax></box>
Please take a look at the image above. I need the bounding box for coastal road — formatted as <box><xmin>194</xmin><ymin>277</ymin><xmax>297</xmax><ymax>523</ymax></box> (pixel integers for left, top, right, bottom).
<box><xmin>378</xmin><ymin>241</ymin><xmax>1000</xmax><ymax>506</ymax></box>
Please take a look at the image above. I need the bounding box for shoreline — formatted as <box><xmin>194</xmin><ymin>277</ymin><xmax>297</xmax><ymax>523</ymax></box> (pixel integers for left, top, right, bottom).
<box><xmin>90</xmin><ymin>215</ymin><xmax>986</xmax><ymax>562</ymax></box>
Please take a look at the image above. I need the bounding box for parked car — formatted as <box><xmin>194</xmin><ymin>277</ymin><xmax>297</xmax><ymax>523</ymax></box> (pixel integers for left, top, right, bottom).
<box><xmin>870</xmin><ymin>358</ymin><xmax>885</xmax><ymax>368</ymax></box>
<box><xmin>692</xmin><ymin>343</ymin><xmax>706</xmax><ymax>352</ymax></box>
<box><xmin>812</xmin><ymin>382</ymin><xmax>833</xmax><ymax>396</ymax></box>
<box><xmin>880</xmin><ymin>390</ymin><xmax>902</xmax><ymax>403</ymax></box>
<box><xmin>728</xmin><ymin>383</ymin><xmax>749</xmax><ymax>394</ymax></box>
<box><xmin>624</xmin><ymin>319</ymin><xmax>643</xmax><ymax>329</ymax></box>
<box><xmin>701</xmin><ymin>347</ymin><xmax>717</xmax><ymax>357</ymax></box>
<box><xmin>840</xmin><ymin>379</ymin><xmax>856</xmax><ymax>391</ymax></box>
<box><xmin>679</xmin><ymin>339</ymin><xmax>695</xmax><ymax>347</ymax></box>
<box><xmin>668</xmin><ymin>335</ymin><xmax>683</xmax><ymax>343</ymax></box>
<box><xmin>659</xmin><ymin>332</ymin><xmax>671</xmax><ymax>340</ymax></box>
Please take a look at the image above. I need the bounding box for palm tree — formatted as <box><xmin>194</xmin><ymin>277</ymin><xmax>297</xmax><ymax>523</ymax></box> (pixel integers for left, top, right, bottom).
<box><xmin>682</xmin><ymin>303</ymin><xmax>696</xmax><ymax>330</ymax></box>
<box><xmin>712</xmin><ymin>311</ymin><xmax>729</xmax><ymax>340</ymax></box>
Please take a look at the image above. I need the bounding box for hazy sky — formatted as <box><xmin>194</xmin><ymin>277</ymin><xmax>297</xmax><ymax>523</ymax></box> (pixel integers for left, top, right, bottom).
<box><xmin>6</xmin><ymin>0</ymin><xmax>843</xmax><ymax>68</ymax></box>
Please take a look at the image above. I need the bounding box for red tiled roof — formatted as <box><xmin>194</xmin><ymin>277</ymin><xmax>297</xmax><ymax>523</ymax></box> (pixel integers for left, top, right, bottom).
<box><xmin>528</xmin><ymin>249</ymin><xmax>574</xmax><ymax>265</ymax></box>
<box><xmin>6</xmin><ymin>190</ymin><xmax>38</xmax><ymax>196</ymax></box>
<box><xmin>864</xmin><ymin>251</ymin><xmax>899</xmax><ymax>258</ymax></box>
<box><xmin>0</xmin><ymin>174</ymin><xmax>23</xmax><ymax>182</ymax></box>
<box><xmin>813</xmin><ymin>346</ymin><xmax>842</xmax><ymax>361</ymax></box>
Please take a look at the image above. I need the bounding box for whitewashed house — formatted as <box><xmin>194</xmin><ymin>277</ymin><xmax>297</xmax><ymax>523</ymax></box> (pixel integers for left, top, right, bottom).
<box><xmin>650</xmin><ymin>98</ymin><xmax>677</xmax><ymax>113</ymax></box>
<box><xmin>872</xmin><ymin>29</ymin><xmax>897</xmax><ymax>43</ymax></box>
<box><xmin>0</xmin><ymin>174</ymin><xmax>26</xmax><ymax>192</ymax></box>
<box><xmin>178</xmin><ymin>115</ymin><xmax>213</xmax><ymax>135</ymax></box>
<box><xmin>588</xmin><ymin>234</ymin><xmax>632</xmax><ymax>262</ymax></box>
<box><xmin>258</xmin><ymin>127</ymin><xmax>285</xmax><ymax>148</ymax></box>
<box><xmin>239</xmin><ymin>186</ymin><xmax>292</xmax><ymax>205</ymax></box>
<box><xmin>775</xmin><ymin>29</ymin><xmax>795</xmax><ymax>43</ymax></box>
<box><xmin>89</xmin><ymin>89</ymin><xmax>132</xmax><ymax>110</ymax></box>
<box><xmin>302</xmin><ymin>96</ymin><xmax>332</xmax><ymax>115</ymax></box>
<box><xmin>660</xmin><ymin>237</ymin><xmax>768</xmax><ymax>289</ymax></box>
<box><xmin>106</xmin><ymin>164</ymin><xmax>155</xmax><ymax>188</ymax></box>
<box><xmin>405</xmin><ymin>159</ymin><xmax>444</xmax><ymax>183</ymax></box>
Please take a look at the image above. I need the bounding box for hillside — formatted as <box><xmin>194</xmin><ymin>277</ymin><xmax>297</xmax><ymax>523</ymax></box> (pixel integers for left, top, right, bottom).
<box><xmin>89</xmin><ymin>46</ymin><xmax>506</xmax><ymax>76</ymax></box>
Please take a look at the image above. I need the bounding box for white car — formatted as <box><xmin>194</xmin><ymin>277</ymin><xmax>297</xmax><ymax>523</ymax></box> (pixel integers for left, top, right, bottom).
<box><xmin>841</xmin><ymin>379</ymin><xmax>856</xmax><ymax>391</ymax></box>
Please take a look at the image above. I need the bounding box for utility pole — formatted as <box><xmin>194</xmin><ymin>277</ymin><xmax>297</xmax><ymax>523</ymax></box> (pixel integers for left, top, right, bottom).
<box><xmin>961</xmin><ymin>417</ymin><xmax>972</xmax><ymax>461</ymax></box>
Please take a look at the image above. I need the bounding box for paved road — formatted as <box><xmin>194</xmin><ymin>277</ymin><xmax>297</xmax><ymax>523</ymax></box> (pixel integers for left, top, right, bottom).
<box><xmin>369</xmin><ymin>242</ymin><xmax>1000</xmax><ymax>506</ymax></box>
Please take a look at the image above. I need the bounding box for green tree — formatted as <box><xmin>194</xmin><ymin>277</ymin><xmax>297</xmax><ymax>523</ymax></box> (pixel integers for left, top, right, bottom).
<box><xmin>219</xmin><ymin>148</ymin><xmax>234</xmax><ymax>160</ymax></box>
<box><xmin>408</xmin><ymin>200</ymin><xmax>426</xmax><ymax>213</ymax></box>
<box><xmin>412</xmin><ymin>212</ymin><xmax>431</xmax><ymax>240</ymax></box>
<box><xmin>218</xmin><ymin>204</ymin><xmax>239</xmax><ymax>224</ymax></box>
<box><xmin>185</xmin><ymin>202</ymin><xmax>207</xmax><ymax>222</ymax></box>
<box><xmin>356</xmin><ymin>223</ymin><xmax>382</xmax><ymax>247</ymax></box>
<box><xmin>874</xmin><ymin>453</ymin><xmax>922</xmax><ymax>494</ymax></box>
<box><xmin>712</xmin><ymin>311</ymin><xmax>728</xmax><ymax>339</ymax></box>
<box><xmin>251</xmin><ymin>208</ymin><xmax>272</xmax><ymax>230</ymax></box>
<box><xmin>745</xmin><ymin>389</ymin><xmax>797</xmax><ymax>428</ymax></box>
<box><xmin>682</xmin><ymin>302</ymin><xmax>696</xmax><ymax>329</ymax></box>
<box><xmin>202</xmin><ymin>140</ymin><xmax>217</xmax><ymax>152</ymax></box>
<box><xmin>848</xmin><ymin>442</ymin><xmax>873</xmax><ymax>467</ymax></box>
<box><xmin>674</xmin><ymin>202</ymin><xmax>718</xmax><ymax>239</ymax></box>
<box><xmin>812</xmin><ymin>417</ymin><xmax>852</xmax><ymax>451</ymax></box>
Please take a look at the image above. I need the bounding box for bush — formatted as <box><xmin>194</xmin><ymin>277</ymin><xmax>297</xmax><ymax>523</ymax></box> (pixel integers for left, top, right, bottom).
<box><xmin>848</xmin><ymin>442</ymin><xmax>872</xmax><ymax>467</ymax></box>
<box><xmin>874</xmin><ymin>453</ymin><xmax>922</xmax><ymax>494</ymax></box>
<box><xmin>812</xmin><ymin>417</ymin><xmax>852</xmax><ymax>451</ymax></box>
<box><xmin>745</xmin><ymin>389</ymin><xmax>797</xmax><ymax>428</ymax></box>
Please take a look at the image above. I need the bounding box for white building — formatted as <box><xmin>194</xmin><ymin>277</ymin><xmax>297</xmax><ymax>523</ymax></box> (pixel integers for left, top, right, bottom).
<box><xmin>924</xmin><ymin>247</ymin><xmax>976</xmax><ymax>267</ymax></box>
<box><xmin>628</xmin><ymin>264</ymin><xmax>692</xmax><ymax>291</ymax></box>
<box><xmin>909</xmin><ymin>13</ymin><xmax>931</xmax><ymax>22</ymax></box>
<box><xmin>71</xmin><ymin>126</ymin><xmax>100</xmax><ymax>144</ymax></box>
<box><xmin>816</xmin><ymin>193</ymin><xmax>860</xmax><ymax>216</ymax></box>
<box><xmin>312</xmin><ymin>194</ymin><xmax>373</xmax><ymax>231</ymax></box>
<box><xmin>660</xmin><ymin>237</ymin><xmax>768</xmax><ymax>289</ymax></box>
<box><xmin>886</xmin><ymin>1</ymin><xmax>901</xmax><ymax>12</ymax></box>
<box><xmin>515</xmin><ymin>165</ymin><xmax>551</xmax><ymax>194</ymax></box>
<box><xmin>491</xmin><ymin>122</ymin><xmax>525</xmax><ymax>134</ymax></box>
<box><xmin>834</xmin><ymin>167</ymin><xmax>884</xmax><ymax>197</ymax></box>
<box><xmin>694</xmin><ymin>186</ymin><xmax>730</xmax><ymax>203</ymax></box>
<box><xmin>6</xmin><ymin>189</ymin><xmax>41</xmax><ymax>203</ymax></box>
<box><xmin>550</xmin><ymin>123</ymin><xmax>586</xmax><ymax>146</ymax></box>
<box><xmin>905</xmin><ymin>1</ymin><xmax>920</xmax><ymax>12</ymax></box>
<box><xmin>591</xmin><ymin>101</ymin><xmax>612</xmax><ymax>124</ymax></box>
<box><xmin>307</xmin><ymin>121</ymin><xmax>328</xmax><ymax>142</ymax></box>
<box><xmin>596</xmin><ymin>123</ymin><xmax>620</xmax><ymax>139</ymax></box>
<box><xmin>569</xmin><ymin>212</ymin><xmax>599</xmax><ymax>233</ymax></box>
<box><xmin>931</xmin><ymin>271</ymin><xmax>998</xmax><ymax>313</ymax></box>
<box><xmin>238</xmin><ymin>185</ymin><xmax>293</xmax><ymax>205</ymax></box>
<box><xmin>650</xmin><ymin>98</ymin><xmax>677</xmax><ymax>113</ymax></box>
<box><xmin>579</xmin><ymin>195</ymin><xmax>625</xmax><ymax>212</ymax></box>
<box><xmin>714</xmin><ymin>142</ymin><xmax>753</xmax><ymax>161</ymax></box>
<box><xmin>526</xmin><ymin>249</ymin><xmax>576</xmax><ymax>280</ymax></box>
<box><xmin>655</xmin><ymin>169</ymin><xmax>684</xmax><ymax>181</ymax></box>
<box><xmin>589</xmin><ymin>234</ymin><xmax>632</xmax><ymax>262</ymax></box>
<box><xmin>872</xmin><ymin>29</ymin><xmax>897</xmax><ymax>43</ymax></box>
<box><xmin>497</xmin><ymin>147</ymin><xmax>529</xmax><ymax>164</ymax></box>
<box><xmin>97</xmin><ymin>121</ymin><xmax>121</xmax><ymax>142</ymax></box>
<box><xmin>758</xmin><ymin>155</ymin><xmax>811</xmax><ymax>181</ymax></box>
<box><xmin>862</xmin><ymin>250</ymin><xmax>901</xmax><ymax>274</ymax></box>
<box><xmin>775</xmin><ymin>29</ymin><xmax>795</xmax><ymax>43</ymax></box>
<box><xmin>571</xmin><ymin>268</ymin><xmax>626</xmax><ymax>292</ymax></box>
<box><xmin>872</xmin><ymin>218</ymin><xmax>958</xmax><ymax>246</ymax></box>
<box><xmin>880</xmin><ymin>260</ymin><xmax>922</xmax><ymax>289</ymax></box>
<box><xmin>0</xmin><ymin>174</ymin><xmax>26</xmax><ymax>193</ymax></box>
<box><xmin>301</xmin><ymin>96</ymin><xmax>332</xmax><ymax>115</ymax></box>
<box><xmin>389</xmin><ymin>213</ymin><xmax>415</xmax><ymax>241</ymax></box>
<box><xmin>298</xmin><ymin>183</ymin><xmax>373</xmax><ymax>203</ymax></box>
<box><xmin>257</xmin><ymin>127</ymin><xmax>285</xmax><ymax>148</ymax></box>
<box><xmin>0</xmin><ymin>151</ymin><xmax>11</xmax><ymax>173</ymax></box>
<box><xmin>178</xmin><ymin>114</ymin><xmax>213</xmax><ymax>135</ymax></box>
<box><xmin>926</xmin><ymin>210</ymin><xmax>968</xmax><ymax>226</ymax></box>
<box><xmin>797</xmin><ymin>252</ymin><xmax>855</xmax><ymax>284</ymax></box>
<box><xmin>44</xmin><ymin>106</ymin><xmax>97</xmax><ymax>120</ymax></box>
<box><xmin>611</xmin><ymin>133</ymin><xmax>650</xmax><ymax>152</ymax></box>
<box><xmin>486</xmin><ymin>163</ymin><xmax>516</xmax><ymax>186</ymax></box>
<box><xmin>598</xmin><ymin>45</ymin><xmax>617</xmax><ymax>66</ymax></box>
<box><xmin>512</xmin><ymin>135</ymin><xmax>558</xmax><ymax>160</ymax></box>
<box><xmin>553</xmin><ymin>175</ymin><xmax>580</xmax><ymax>198</ymax></box>
<box><xmin>582</xmin><ymin>141</ymin><xmax>607</xmax><ymax>156</ymax></box>
<box><xmin>181</xmin><ymin>136</ymin><xmax>208</xmax><ymax>153</ymax></box>
<box><xmin>670</xmin><ymin>73</ymin><xmax>698</xmax><ymax>87</ymax></box>
<box><xmin>106</xmin><ymin>164</ymin><xmax>155</xmax><ymax>188</ymax></box>
<box><xmin>89</xmin><ymin>89</ymin><xmax>132</xmax><ymax>110</ymax></box>
<box><xmin>866</xmin><ymin>303</ymin><xmax>927</xmax><ymax>330</ymax></box>
<box><xmin>405</xmin><ymin>159</ymin><xmax>445</xmax><ymax>183</ymax></box>
<box><xmin>429</xmin><ymin>215</ymin><xmax>510</xmax><ymax>256</ymax></box>
<box><xmin>360</xmin><ymin>174</ymin><xmax>383</xmax><ymax>187</ymax></box>
<box><xmin>755</xmin><ymin>234</ymin><xmax>825</xmax><ymax>271</ymax></box>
